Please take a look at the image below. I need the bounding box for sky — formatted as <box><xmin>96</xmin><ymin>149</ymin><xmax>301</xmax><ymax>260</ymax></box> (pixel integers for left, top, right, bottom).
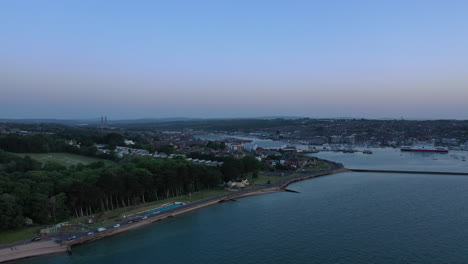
<box><xmin>1</xmin><ymin>0</ymin><xmax>468</xmax><ymax>120</ymax></box>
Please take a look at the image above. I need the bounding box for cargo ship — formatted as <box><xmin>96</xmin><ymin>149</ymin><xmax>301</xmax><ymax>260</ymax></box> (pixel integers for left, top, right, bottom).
<box><xmin>400</xmin><ymin>145</ymin><xmax>449</xmax><ymax>153</ymax></box>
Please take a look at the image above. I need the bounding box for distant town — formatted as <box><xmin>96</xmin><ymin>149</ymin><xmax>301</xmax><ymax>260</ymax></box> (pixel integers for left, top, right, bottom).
<box><xmin>0</xmin><ymin>118</ymin><xmax>467</xmax><ymax>262</ymax></box>
<box><xmin>1</xmin><ymin>118</ymin><xmax>467</xmax><ymax>170</ymax></box>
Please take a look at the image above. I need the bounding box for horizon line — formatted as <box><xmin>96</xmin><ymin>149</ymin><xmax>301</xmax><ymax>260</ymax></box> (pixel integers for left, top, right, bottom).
<box><xmin>1</xmin><ymin>116</ymin><xmax>467</xmax><ymax>122</ymax></box>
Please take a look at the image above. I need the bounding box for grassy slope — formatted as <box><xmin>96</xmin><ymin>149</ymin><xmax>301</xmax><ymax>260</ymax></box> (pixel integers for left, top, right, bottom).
<box><xmin>246</xmin><ymin>160</ymin><xmax>333</xmax><ymax>185</ymax></box>
<box><xmin>13</xmin><ymin>152</ymin><xmax>114</xmax><ymax>167</ymax></box>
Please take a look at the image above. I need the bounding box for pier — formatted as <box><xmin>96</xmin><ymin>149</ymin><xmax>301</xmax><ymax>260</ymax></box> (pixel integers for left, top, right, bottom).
<box><xmin>349</xmin><ymin>169</ymin><xmax>468</xmax><ymax>176</ymax></box>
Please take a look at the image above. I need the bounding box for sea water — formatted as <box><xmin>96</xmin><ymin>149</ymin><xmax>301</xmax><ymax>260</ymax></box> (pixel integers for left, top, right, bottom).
<box><xmin>17</xmin><ymin>149</ymin><xmax>468</xmax><ymax>264</ymax></box>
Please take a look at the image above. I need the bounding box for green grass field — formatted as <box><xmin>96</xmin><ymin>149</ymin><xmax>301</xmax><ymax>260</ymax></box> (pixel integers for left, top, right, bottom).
<box><xmin>248</xmin><ymin>173</ymin><xmax>284</xmax><ymax>185</ymax></box>
<box><xmin>14</xmin><ymin>152</ymin><xmax>114</xmax><ymax>167</ymax></box>
<box><xmin>0</xmin><ymin>226</ymin><xmax>40</xmax><ymax>245</ymax></box>
<box><xmin>247</xmin><ymin>161</ymin><xmax>331</xmax><ymax>185</ymax></box>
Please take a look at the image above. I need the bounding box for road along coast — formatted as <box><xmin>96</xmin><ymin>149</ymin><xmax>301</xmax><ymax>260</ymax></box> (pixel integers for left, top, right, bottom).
<box><xmin>0</xmin><ymin>166</ymin><xmax>347</xmax><ymax>263</ymax></box>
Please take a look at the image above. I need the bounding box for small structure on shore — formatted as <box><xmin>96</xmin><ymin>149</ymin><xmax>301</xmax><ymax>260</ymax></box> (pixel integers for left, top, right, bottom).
<box><xmin>226</xmin><ymin>179</ymin><xmax>250</xmax><ymax>188</ymax></box>
<box><xmin>39</xmin><ymin>222</ymin><xmax>70</xmax><ymax>235</ymax></box>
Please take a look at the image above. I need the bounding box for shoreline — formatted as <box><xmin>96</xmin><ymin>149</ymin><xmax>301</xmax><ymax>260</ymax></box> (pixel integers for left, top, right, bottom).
<box><xmin>0</xmin><ymin>167</ymin><xmax>348</xmax><ymax>263</ymax></box>
<box><xmin>0</xmin><ymin>241</ymin><xmax>68</xmax><ymax>263</ymax></box>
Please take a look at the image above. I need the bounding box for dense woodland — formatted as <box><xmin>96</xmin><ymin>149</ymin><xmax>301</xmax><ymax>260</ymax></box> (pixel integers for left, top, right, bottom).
<box><xmin>0</xmin><ymin>135</ymin><xmax>259</xmax><ymax>231</ymax></box>
<box><xmin>0</xmin><ymin>132</ymin><xmax>158</xmax><ymax>160</ymax></box>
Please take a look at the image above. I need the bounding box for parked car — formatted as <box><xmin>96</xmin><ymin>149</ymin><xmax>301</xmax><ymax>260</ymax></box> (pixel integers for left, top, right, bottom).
<box><xmin>142</xmin><ymin>216</ymin><xmax>148</xmax><ymax>220</ymax></box>
<box><xmin>66</xmin><ymin>236</ymin><xmax>76</xmax><ymax>241</ymax></box>
<box><xmin>87</xmin><ymin>232</ymin><xmax>94</xmax><ymax>235</ymax></box>
<box><xmin>113</xmin><ymin>224</ymin><xmax>120</xmax><ymax>228</ymax></box>
<box><xmin>31</xmin><ymin>237</ymin><xmax>41</xmax><ymax>242</ymax></box>
<box><xmin>97</xmin><ymin>227</ymin><xmax>106</xmax><ymax>232</ymax></box>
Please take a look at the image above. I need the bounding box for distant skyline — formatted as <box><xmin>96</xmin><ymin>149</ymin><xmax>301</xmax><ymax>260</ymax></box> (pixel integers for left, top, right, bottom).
<box><xmin>2</xmin><ymin>1</ymin><xmax>468</xmax><ymax>120</ymax></box>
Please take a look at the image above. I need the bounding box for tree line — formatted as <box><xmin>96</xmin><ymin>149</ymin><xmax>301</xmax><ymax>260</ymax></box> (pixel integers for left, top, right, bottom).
<box><xmin>0</xmin><ymin>149</ymin><xmax>259</xmax><ymax>230</ymax></box>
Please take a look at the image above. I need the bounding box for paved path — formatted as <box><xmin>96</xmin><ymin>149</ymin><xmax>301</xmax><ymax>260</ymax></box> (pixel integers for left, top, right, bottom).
<box><xmin>0</xmin><ymin>240</ymin><xmax>67</xmax><ymax>263</ymax></box>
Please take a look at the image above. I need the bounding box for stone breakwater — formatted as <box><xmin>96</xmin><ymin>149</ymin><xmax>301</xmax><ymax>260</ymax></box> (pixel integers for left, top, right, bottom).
<box><xmin>349</xmin><ymin>169</ymin><xmax>468</xmax><ymax>176</ymax></box>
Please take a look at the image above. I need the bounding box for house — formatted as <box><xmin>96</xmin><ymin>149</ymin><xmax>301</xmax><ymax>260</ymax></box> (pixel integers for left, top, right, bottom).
<box><xmin>228</xmin><ymin>143</ymin><xmax>244</xmax><ymax>151</ymax></box>
<box><xmin>284</xmin><ymin>159</ymin><xmax>307</xmax><ymax>169</ymax></box>
<box><xmin>124</xmin><ymin>139</ymin><xmax>135</xmax><ymax>145</ymax></box>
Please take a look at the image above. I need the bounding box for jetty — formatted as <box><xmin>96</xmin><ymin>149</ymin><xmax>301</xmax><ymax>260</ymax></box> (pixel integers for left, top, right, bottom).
<box><xmin>349</xmin><ymin>169</ymin><xmax>468</xmax><ymax>176</ymax></box>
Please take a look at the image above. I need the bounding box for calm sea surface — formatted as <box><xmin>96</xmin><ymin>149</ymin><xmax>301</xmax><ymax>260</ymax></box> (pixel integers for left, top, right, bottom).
<box><xmin>309</xmin><ymin>147</ymin><xmax>468</xmax><ymax>172</ymax></box>
<box><xmin>18</xmin><ymin>149</ymin><xmax>468</xmax><ymax>264</ymax></box>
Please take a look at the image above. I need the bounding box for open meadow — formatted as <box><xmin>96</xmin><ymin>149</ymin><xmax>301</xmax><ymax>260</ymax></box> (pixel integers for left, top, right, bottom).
<box><xmin>14</xmin><ymin>153</ymin><xmax>114</xmax><ymax>167</ymax></box>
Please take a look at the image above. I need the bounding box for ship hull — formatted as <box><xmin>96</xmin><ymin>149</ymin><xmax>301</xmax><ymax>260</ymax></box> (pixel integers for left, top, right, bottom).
<box><xmin>400</xmin><ymin>149</ymin><xmax>448</xmax><ymax>153</ymax></box>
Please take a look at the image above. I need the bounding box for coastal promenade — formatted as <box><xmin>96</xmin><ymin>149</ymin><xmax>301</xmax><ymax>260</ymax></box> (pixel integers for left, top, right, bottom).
<box><xmin>0</xmin><ymin>165</ymin><xmax>347</xmax><ymax>263</ymax></box>
<box><xmin>65</xmin><ymin>167</ymin><xmax>348</xmax><ymax>247</ymax></box>
<box><xmin>0</xmin><ymin>241</ymin><xmax>67</xmax><ymax>263</ymax></box>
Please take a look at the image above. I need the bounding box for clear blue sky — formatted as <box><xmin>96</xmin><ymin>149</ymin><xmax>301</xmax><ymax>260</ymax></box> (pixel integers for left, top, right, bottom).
<box><xmin>1</xmin><ymin>0</ymin><xmax>468</xmax><ymax>119</ymax></box>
